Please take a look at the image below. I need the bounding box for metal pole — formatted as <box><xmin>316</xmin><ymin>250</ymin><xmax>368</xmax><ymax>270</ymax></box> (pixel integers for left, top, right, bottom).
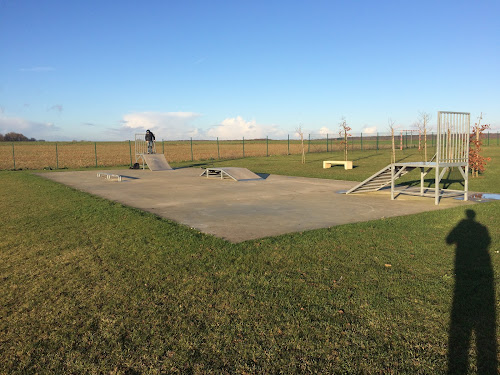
<box><xmin>266</xmin><ymin>136</ymin><xmax>269</xmax><ymax>157</ymax></box>
<box><xmin>190</xmin><ymin>137</ymin><xmax>193</xmax><ymax>161</ymax></box>
<box><xmin>360</xmin><ymin>133</ymin><xmax>363</xmax><ymax>151</ymax></box>
<box><xmin>56</xmin><ymin>142</ymin><xmax>59</xmax><ymax>169</ymax></box>
<box><xmin>326</xmin><ymin>133</ymin><xmax>329</xmax><ymax>152</ymax></box>
<box><xmin>308</xmin><ymin>134</ymin><xmax>310</xmax><ymax>153</ymax></box>
<box><xmin>376</xmin><ymin>133</ymin><xmax>379</xmax><ymax>150</ymax></box>
<box><xmin>162</xmin><ymin>139</ymin><xmax>165</xmax><ymax>154</ymax></box>
<box><xmin>487</xmin><ymin>132</ymin><xmax>490</xmax><ymax>146</ymax></box>
<box><xmin>94</xmin><ymin>142</ymin><xmax>98</xmax><ymax>167</ymax></box>
<box><xmin>12</xmin><ymin>143</ymin><xmax>16</xmax><ymax>169</ymax></box>
<box><xmin>242</xmin><ymin>137</ymin><xmax>245</xmax><ymax>158</ymax></box>
<box><xmin>287</xmin><ymin>134</ymin><xmax>290</xmax><ymax>155</ymax></box>
<box><xmin>129</xmin><ymin>140</ymin><xmax>133</xmax><ymax>166</ymax></box>
<box><xmin>217</xmin><ymin>137</ymin><xmax>220</xmax><ymax>159</ymax></box>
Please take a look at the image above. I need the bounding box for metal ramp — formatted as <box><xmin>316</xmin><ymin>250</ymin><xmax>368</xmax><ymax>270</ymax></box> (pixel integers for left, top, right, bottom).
<box><xmin>140</xmin><ymin>154</ymin><xmax>173</xmax><ymax>171</ymax></box>
<box><xmin>346</xmin><ymin>164</ymin><xmax>416</xmax><ymax>194</ymax></box>
<box><xmin>200</xmin><ymin>167</ymin><xmax>263</xmax><ymax>181</ymax></box>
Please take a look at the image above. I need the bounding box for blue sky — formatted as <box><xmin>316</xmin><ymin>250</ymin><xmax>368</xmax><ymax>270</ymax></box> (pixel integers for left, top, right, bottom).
<box><xmin>1</xmin><ymin>0</ymin><xmax>499</xmax><ymax>141</ymax></box>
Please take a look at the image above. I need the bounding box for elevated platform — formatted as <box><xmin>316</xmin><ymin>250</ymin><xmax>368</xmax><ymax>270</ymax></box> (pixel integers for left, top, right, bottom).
<box><xmin>139</xmin><ymin>154</ymin><xmax>173</xmax><ymax>171</ymax></box>
<box><xmin>346</xmin><ymin>160</ymin><xmax>468</xmax><ymax>203</ymax></box>
<box><xmin>200</xmin><ymin>167</ymin><xmax>263</xmax><ymax>181</ymax></box>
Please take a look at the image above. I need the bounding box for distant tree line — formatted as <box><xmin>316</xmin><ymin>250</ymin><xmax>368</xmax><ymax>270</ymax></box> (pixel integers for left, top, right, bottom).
<box><xmin>0</xmin><ymin>132</ymin><xmax>39</xmax><ymax>142</ymax></box>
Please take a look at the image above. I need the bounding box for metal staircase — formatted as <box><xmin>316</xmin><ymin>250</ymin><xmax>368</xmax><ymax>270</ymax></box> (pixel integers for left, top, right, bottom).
<box><xmin>345</xmin><ymin>164</ymin><xmax>416</xmax><ymax>194</ymax></box>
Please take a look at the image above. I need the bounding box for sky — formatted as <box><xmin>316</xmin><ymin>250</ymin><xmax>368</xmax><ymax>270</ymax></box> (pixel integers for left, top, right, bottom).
<box><xmin>0</xmin><ymin>0</ymin><xmax>499</xmax><ymax>141</ymax></box>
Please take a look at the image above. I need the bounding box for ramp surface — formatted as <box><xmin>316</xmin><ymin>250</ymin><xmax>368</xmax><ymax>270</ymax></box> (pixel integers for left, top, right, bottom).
<box><xmin>141</xmin><ymin>154</ymin><xmax>173</xmax><ymax>171</ymax></box>
<box><xmin>200</xmin><ymin>167</ymin><xmax>262</xmax><ymax>181</ymax></box>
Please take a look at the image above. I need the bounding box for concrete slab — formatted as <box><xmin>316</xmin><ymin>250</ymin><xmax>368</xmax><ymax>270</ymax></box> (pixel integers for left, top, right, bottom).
<box><xmin>39</xmin><ymin>168</ymin><xmax>474</xmax><ymax>243</ymax></box>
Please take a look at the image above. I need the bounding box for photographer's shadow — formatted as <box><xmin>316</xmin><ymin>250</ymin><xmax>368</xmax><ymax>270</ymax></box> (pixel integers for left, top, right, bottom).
<box><xmin>446</xmin><ymin>209</ymin><xmax>497</xmax><ymax>374</ymax></box>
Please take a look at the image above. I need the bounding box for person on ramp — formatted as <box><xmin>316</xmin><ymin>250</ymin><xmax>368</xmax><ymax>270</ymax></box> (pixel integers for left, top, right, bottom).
<box><xmin>145</xmin><ymin>129</ymin><xmax>156</xmax><ymax>154</ymax></box>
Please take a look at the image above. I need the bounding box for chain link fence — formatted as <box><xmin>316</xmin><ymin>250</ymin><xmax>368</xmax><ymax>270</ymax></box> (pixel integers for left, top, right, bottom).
<box><xmin>1</xmin><ymin>132</ymin><xmax>499</xmax><ymax>170</ymax></box>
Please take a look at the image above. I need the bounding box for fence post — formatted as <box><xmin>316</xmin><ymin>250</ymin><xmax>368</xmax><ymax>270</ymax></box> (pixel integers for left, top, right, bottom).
<box><xmin>266</xmin><ymin>136</ymin><xmax>269</xmax><ymax>157</ymax></box>
<box><xmin>94</xmin><ymin>142</ymin><xmax>98</xmax><ymax>167</ymax></box>
<box><xmin>376</xmin><ymin>133</ymin><xmax>379</xmax><ymax>150</ymax></box>
<box><xmin>308</xmin><ymin>134</ymin><xmax>310</xmax><ymax>153</ymax></box>
<box><xmin>56</xmin><ymin>143</ymin><xmax>59</xmax><ymax>169</ymax></box>
<box><xmin>190</xmin><ymin>137</ymin><xmax>193</xmax><ymax>161</ymax></box>
<box><xmin>243</xmin><ymin>137</ymin><xmax>245</xmax><ymax>158</ymax></box>
<box><xmin>128</xmin><ymin>140</ymin><xmax>133</xmax><ymax>166</ymax></box>
<box><xmin>217</xmin><ymin>137</ymin><xmax>220</xmax><ymax>159</ymax></box>
<box><xmin>162</xmin><ymin>139</ymin><xmax>165</xmax><ymax>154</ymax></box>
<box><xmin>287</xmin><ymin>134</ymin><xmax>290</xmax><ymax>155</ymax></box>
<box><xmin>326</xmin><ymin>133</ymin><xmax>329</xmax><ymax>152</ymax></box>
<box><xmin>361</xmin><ymin>133</ymin><xmax>363</xmax><ymax>151</ymax></box>
<box><xmin>12</xmin><ymin>143</ymin><xmax>16</xmax><ymax>169</ymax></box>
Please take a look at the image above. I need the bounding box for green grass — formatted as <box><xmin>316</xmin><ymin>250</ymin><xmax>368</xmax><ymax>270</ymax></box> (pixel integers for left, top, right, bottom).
<box><xmin>1</xmin><ymin>149</ymin><xmax>500</xmax><ymax>374</ymax></box>
<box><xmin>175</xmin><ymin>146</ymin><xmax>500</xmax><ymax>194</ymax></box>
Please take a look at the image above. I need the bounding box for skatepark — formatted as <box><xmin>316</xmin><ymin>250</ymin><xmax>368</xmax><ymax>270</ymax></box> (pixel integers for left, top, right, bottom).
<box><xmin>41</xmin><ymin>118</ymin><xmax>476</xmax><ymax>242</ymax></box>
<box><xmin>41</xmin><ymin>166</ymin><xmax>473</xmax><ymax>242</ymax></box>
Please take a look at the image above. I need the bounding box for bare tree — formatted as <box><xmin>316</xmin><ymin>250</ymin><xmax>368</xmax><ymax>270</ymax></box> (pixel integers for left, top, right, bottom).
<box><xmin>416</xmin><ymin>112</ymin><xmax>432</xmax><ymax>162</ymax></box>
<box><xmin>296</xmin><ymin>125</ymin><xmax>306</xmax><ymax>164</ymax></box>
<box><xmin>339</xmin><ymin>117</ymin><xmax>351</xmax><ymax>161</ymax></box>
<box><xmin>388</xmin><ymin>118</ymin><xmax>396</xmax><ymax>163</ymax></box>
<box><xmin>470</xmin><ymin>112</ymin><xmax>491</xmax><ymax>177</ymax></box>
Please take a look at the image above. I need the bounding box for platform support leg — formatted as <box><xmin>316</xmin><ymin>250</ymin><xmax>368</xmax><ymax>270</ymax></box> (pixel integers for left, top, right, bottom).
<box><xmin>435</xmin><ymin>165</ymin><xmax>440</xmax><ymax>205</ymax></box>
<box><xmin>390</xmin><ymin>164</ymin><xmax>395</xmax><ymax>200</ymax></box>
<box><xmin>463</xmin><ymin>166</ymin><xmax>468</xmax><ymax>201</ymax></box>
<box><xmin>420</xmin><ymin>167</ymin><xmax>424</xmax><ymax>196</ymax></box>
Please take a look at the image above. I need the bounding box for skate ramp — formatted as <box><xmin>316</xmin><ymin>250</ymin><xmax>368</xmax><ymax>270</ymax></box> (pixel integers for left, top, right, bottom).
<box><xmin>141</xmin><ymin>154</ymin><xmax>173</xmax><ymax>171</ymax></box>
<box><xmin>200</xmin><ymin>167</ymin><xmax>263</xmax><ymax>181</ymax></box>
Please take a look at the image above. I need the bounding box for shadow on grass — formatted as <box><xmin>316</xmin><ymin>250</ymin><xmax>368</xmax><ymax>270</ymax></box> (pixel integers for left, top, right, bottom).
<box><xmin>446</xmin><ymin>209</ymin><xmax>497</xmax><ymax>374</ymax></box>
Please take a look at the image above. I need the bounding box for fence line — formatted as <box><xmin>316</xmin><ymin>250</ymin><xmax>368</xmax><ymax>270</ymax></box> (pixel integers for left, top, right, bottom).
<box><xmin>1</xmin><ymin>132</ymin><xmax>498</xmax><ymax>170</ymax></box>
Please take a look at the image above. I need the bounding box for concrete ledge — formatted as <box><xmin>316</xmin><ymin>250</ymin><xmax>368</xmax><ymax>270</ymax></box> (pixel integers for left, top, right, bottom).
<box><xmin>323</xmin><ymin>160</ymin><xmax>353</xmax><ymax>170</ymax></box>
<box><xmin>97</xmin><ymin>173</ymin><xmax>122</xmax><ymax>181</ymax></box>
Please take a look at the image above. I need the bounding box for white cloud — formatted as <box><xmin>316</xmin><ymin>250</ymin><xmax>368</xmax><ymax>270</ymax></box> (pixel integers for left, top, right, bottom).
<box><xmin>121</xmin><ymin>111</ymin><xmax>201</xmax><ymax>140</ymax></box>
<box><xmin>318</xmin><ymin>126</ymin><xmax>334</xmax><ymax>136</ymax></box>
<box><xmin>362</xmin><ymin>126</ymin><xmax>377</xmax><ymax>134</ymax></box>
<box><xmin>0</xmin><ymin>114</ymin><xmax>59</xmax><ymax>139</ymax></box>
<box><xmin>207</xmin><ymin>116</ymin><xmax>286</xmax><ymax>140</ymax></box>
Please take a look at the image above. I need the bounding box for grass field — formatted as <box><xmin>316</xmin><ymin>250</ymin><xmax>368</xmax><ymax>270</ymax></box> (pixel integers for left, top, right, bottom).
<box><xmin>1</xmin><ymin>149</ymin><xmax>499</xmax><ymax>373</ymax></box>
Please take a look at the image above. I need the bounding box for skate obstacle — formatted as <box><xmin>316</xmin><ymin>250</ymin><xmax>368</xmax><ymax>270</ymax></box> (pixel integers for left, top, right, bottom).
<box><xmin>141</xmin><ymin>154</ymin><xmax>173</xmax><ymax>171</ymax></box>
<box><xmin>200</xmin><ymin>167</ymin><xmax>263</xmax><ymax>181</ymax></box>
<box><xmin>346</xmin><ymin>111</ymin><xmax>470</xmax><ymax>205</ymax></box>
<box><xmin>97</xmin><ymin>173</ymin><xmax>122</xmax><ymax>181</ymax></box>
<box><xmin>134</xmin><ymin>133</ymin><xmax>172</xmax><ymax>171</ymax></box>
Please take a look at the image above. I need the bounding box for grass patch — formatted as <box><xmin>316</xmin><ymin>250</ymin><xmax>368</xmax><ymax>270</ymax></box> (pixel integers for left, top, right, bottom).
<box><xmin>1</xmin><ymin>157</ymin><xmax>500</xmax><ymax>373</ymax></box>
<box><xmin>175</xmin><ymin>146</ymin><xmax>500</xmax><ymax>194</ymax></box>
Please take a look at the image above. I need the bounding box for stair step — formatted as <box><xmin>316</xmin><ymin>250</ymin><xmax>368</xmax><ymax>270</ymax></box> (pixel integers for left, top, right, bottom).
<box><xmin>345</xmin><ymin>164</ymin><xmax>418</xmax><ymax>195</ymax></box>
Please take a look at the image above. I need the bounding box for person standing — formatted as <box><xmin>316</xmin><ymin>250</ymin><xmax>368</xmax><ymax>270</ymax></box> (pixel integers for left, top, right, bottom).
<box><xmin>145</xmin><ymin>129</ymin><xmax>155</xmax><ymax>154</ymax></box>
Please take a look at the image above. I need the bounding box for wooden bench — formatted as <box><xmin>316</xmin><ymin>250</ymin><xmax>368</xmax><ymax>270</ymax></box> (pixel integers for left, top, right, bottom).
<box><xmin>323</xmin><ymin>160</ymin><xmax>353</xmax><ymax>170</ymax></box>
